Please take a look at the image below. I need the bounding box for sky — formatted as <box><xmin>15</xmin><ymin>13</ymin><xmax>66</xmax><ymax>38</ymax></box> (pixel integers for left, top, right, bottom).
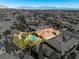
<box><xmin>0</xmin><ymin>0</ymin><xmax>79</xmax><ymax>8</ymax></box>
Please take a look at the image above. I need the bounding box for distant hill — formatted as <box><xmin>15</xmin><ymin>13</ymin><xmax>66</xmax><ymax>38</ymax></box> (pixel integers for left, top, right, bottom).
<box><xmin>38</xmin><ymin>6</ymin><xmax>57</xmax><ymax>10</ymax></box>
<box><xmin>17</xmin><ymin>6</ymin><xmax>35</xmax><ymax>9</ymax></box>
<box><xmin>58</xmin><ymin>7</ymin><xmax>79</xmax><ymax>10</ymax></box>
<box><xmin>0</xmin><ymin>4</ymin><xmax>8</xmax><ymax>8</ymax></box>
<box><xmin>17</xmin><ymin>6</ymin><xmax>57</xmax><ymax>10</ymax></box>
<box><xmin>16</xmin><ymin>6</ymin><xmax>79</xmax><ymax>10</ymax></box>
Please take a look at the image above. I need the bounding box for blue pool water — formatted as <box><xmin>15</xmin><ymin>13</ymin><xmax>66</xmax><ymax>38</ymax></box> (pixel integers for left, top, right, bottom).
<box><xmin>31</xmin><ymin>36</ymin><xmax>37</xmax><ymax>41</ymax></box>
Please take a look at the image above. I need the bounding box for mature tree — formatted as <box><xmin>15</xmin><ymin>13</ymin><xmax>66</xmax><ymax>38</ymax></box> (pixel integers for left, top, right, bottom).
<box><xmin>3</xmin><ymin>30</ymin><xmax>11</xmax><ymax>36</ymax></box>
<box><xmin>16</xmin><ymin>14</ymin><xmax>28</xmax><ymax>31</ymax></box>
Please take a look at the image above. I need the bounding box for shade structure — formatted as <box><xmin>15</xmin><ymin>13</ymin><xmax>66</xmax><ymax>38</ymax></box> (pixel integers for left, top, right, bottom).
<box><xmin>36</xmin><ymin>28</ymin><xmax>61</xmax><ymax>40</ymax></box>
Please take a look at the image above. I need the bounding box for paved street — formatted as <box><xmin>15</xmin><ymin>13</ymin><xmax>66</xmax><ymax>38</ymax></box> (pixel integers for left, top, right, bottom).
<box><xmin>0</xmin><ymin>52</ymin><xmax>19</xmax><ymax>59</ymax></box>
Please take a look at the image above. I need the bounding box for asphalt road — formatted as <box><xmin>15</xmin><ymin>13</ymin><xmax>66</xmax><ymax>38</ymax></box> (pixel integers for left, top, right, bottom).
<box><xmin>61</xmin><ymin>30</ymin><xmax>79</xmax><ymax>40</ymax></box>
<box><xmin>0</xmin><ymin>52</ymin><xmax>19</xmax><ymax>59</ymax></box>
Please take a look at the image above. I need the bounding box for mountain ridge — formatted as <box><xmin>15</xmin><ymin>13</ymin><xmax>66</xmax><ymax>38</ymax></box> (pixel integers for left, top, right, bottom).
<box><xmin>0</xmin><ymin>4</ymin><xmax>8</xmax><ymax>8</ymax></box>
<box><xmin>16</xmin><ymin>6</ymin><xmax>79</xmax><ymax>10</ymax></box>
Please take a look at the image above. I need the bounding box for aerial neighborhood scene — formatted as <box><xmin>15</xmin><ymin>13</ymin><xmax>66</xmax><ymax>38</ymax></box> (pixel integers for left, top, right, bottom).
<box><xmin>0</xmin><ymin>0</ymin><xmax>79</xmax><ymax>59</ymax></box>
